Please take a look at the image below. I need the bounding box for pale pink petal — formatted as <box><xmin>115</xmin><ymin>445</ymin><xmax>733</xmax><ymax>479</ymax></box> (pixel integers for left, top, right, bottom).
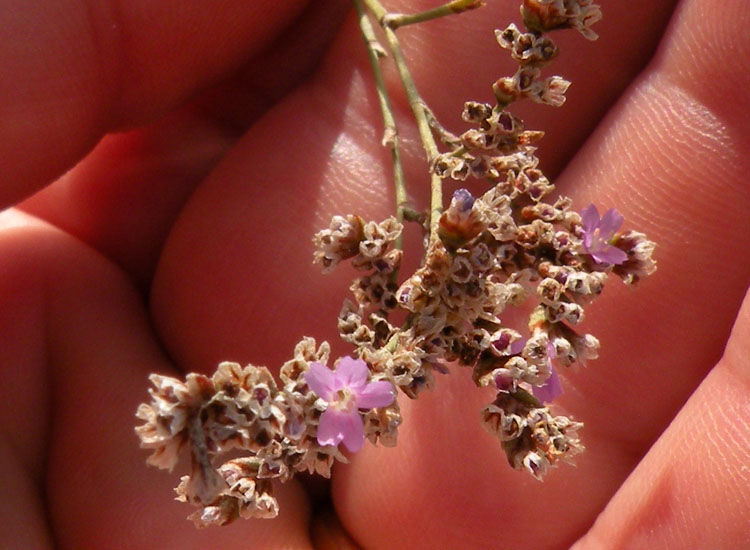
<box><xmin>316</xmin><ymin>408</ymin><xmax>346</xmax><ymax>447</ymax></box>
<box><xmin>580</xmin><ymin>204</ymin><xmax>600</xmax><ymax>235</ymax></box>
<box><xmin>305</xmin><ymin>363</ymin><xmax>336</xmax><ymax>401</ymax></box>
<box><xmin>334</xmin><ymin>356</ymin><xmax>369</xmax><ymax>391</ymax></box>
<box><xmin>597</xmin><ymin>208</ymin><xmax>624</xmax><ymax>239</ymax></box>
<box><xmin>356</xmin><ymin>381</ymin><xmax>395</xmax><ymax>409</ymax></box>
<box><xmin>340</xmin><ymin>411</ymin><xmax>365</xmax><ymax>453</ymax></box>
<box><xmin>533</xmin><ymin>365</ymin><xmax>563</xmax><ymax>403</ymax></box>
<box><xmin>592</xmin><ymin>246</ymin><xmax>628</xmax><ymax>265</ymax></box>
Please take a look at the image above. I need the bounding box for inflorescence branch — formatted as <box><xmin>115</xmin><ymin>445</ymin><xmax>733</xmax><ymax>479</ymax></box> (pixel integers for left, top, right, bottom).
<box><xmin>363</xmin><ymin>0</ymin><xmax>446</xmax><ymax>242</ymax></box>
<box><xmin>136</xmin><ymin>0</ymin><xmax>655</xmax><ymax>527</ymax></box>
<box><xmin>382</xmin><ymin>0</ymin><xmax>487</xmax><ymax>30</ymax></box>
<box><xmin>353</xmin><ymin>0</ymin><xmax>408</xmax><ymax>252</ymax></box>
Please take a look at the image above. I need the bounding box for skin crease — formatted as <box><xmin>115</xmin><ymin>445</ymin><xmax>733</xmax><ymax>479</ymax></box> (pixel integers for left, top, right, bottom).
<box><xmin>0</xmin><ymin>1</ymin><xmax>748</xmax><ymax>550</ymax></box>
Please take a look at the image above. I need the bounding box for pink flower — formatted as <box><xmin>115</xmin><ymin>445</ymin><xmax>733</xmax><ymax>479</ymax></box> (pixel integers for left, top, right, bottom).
<box><xmin>533</xmin><ymin>342</ymin><xmax>563</xmax><ymax>403</ymax></box>
<box><xmin>493</xmin><ymin>338</ymin><xmax>564</xmax><ymax>403</ymax></box>
<box><xmin>580</xmin><ymin>204</ymin><xmax>628</xmax><ymax>265</ymax></box>
<box><xmin>305</xmin><ymin>357</ymin><xmax>395</xmax><ymax>452</ymax></box>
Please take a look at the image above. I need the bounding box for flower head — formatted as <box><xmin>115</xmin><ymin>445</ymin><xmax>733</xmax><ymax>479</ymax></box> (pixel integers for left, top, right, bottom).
<box><xmin>580</xmin><ymin>204</ymin><xmax>628</xmax><ymax>265</ymax></box>
<box><xmin>305</xmin><ymin>357</ymin><xmax>395</xmax><ymax>452</ymax></box>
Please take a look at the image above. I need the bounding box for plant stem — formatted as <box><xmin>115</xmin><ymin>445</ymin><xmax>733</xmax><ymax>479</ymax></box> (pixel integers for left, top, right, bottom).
<box><xmin>361</xmin><ymin>0</ymin><xmax>444</xmax><ymax>244</ymax></box>
<box><xmin>353</xmin><ymin>0</ymin><xmax>407</xmax><ymax>251</ymax></box>
<box><xmin>384</xmin><ymin>0</ymin><xmax>485</xmax><ymax>30</ymax></box>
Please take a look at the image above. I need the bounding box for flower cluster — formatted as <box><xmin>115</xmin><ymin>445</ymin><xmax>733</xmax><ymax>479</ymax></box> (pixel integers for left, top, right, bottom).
<box><xmin>136</xmin><ymin>0</ymin><xmax>656</xmax><ymax>525</ymax></box>
<box><xmin>136</xmin><ymin>339</ymin><xmax>395</xmax><ymax>526</ymax></box>
<box><xmin>482</xmin><ymin>391</ymin><xmax>583</xmax><ymax>479</ymax></box>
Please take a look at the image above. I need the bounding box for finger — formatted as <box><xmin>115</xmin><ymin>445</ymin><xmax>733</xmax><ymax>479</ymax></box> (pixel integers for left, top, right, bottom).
<box><xmin>571</xmin><ymin>286</ymin><xmax>750</xmax><ymax>550</ymax></box>
<box><xmin>150</xmin><ymin>0</ymin><xmax>678</xmax><ymax>372</ymax></box>
<box><xmin>0</xmin><ymin>211</ymin><xmax>313</xmax><ymax>548</ymax></box>
<box><xmin>19</xmin><ymin>110</ymin><xmax>233</xmax><ymax>289</ymax></box>
<box><xmin>196</xmin><ymin>0</ymin><xmax>353</xmax><ymax>132</ymax></box>
<box><xmin>0</xmin><ymin>435</ymin><xmax>53</xmax><ymax>550</ymax></box>
<box><xmin>551</xmin><ymin>0</ymin><xmax>750</xmax><ymax>447</ymax></box>
<box><xmin>147</xmin><ymin>0</ymin><xmax>743</xmax><ymax>547</ymax></box>
<box><xmin>0</xmin><ymin>0</ymin><xmax>310</xmax><ymax>207</ymax></box>
<box><xmin>16</xmin><ymin>1</ymin><xmax>352</xmax><ymax>289</ymax></box>
<box><xmin>335</xmin><ymin>0</ymin><xmax>750</xmax><ymax>547</ymax></box>
<box><xmin>310</xmin><ymin>506</ymin><xmax>363</xmax><ymax>550</ymax></box>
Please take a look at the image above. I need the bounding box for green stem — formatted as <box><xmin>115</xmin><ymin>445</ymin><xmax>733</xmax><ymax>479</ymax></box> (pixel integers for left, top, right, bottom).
<box><xmin>353</xmin><ymin>0</ymin><xmax>407</xmax><ymax>251</ymax></box>
<box><xmin>384</xmin><ymin>0</ymin><xmax>485</xmax><ymax>30</ymax></box>
<box><xmin>362</xmin><ymin>0</ymin><xmax>444</xmax><ymax>244</ymax></box>
<box><xmin>450</xmin><ymin>145</ymin><xmax>468</xmax><ymax>157</ymax></box>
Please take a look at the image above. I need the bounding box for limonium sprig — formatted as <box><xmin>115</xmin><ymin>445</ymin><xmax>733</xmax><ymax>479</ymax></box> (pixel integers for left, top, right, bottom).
<box><xmin>135</xmin><ymin>0</ymin><xmax>656</xmax><ymax>527</ymax></box>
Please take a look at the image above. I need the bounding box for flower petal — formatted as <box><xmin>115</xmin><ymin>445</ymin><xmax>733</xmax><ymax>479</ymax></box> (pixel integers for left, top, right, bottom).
<box><xmin>580</xmin><ymin>204</ymin><xmax>600</xmax><ymax>235</ymax></box>
<box><xmin>509</xmin><ymin>337</ymin><xmax>526</xmax><ymax>355</ymax></box>
<box><xmin>334</xmin><ymin>356</ymin><xmax>369</xmax><ymax>391</ymax></box>
<box><xmin>533</xmin><ymin>366</ymin><xmax>563</xmax><ymax>403</ymax></box>
<box><xmin>598</xmin><ymin>208</ymin><xmax>624</xmax><ymax>239</ymax></box>
<box><xmin>340</xmin><ymin>411</ymin><xmax>365</xmax><ymax>453</ymax></box>
<box><xmin>316</xmin><ymin>408</ymin><xmax>346</xmax><ymax>447</ymax></box>
<box><xmin>305</xmin><ymin>362</ymin><xmax>336</xmax><ymax>401</ymax></box>
<box><xmin>356</xmin><ymin>380</ymin><xmax>395</xmax><ymax>409</ymax></box>
<box><xmin>592</xmin><ymin>245</ymin><xmax>628</xmax><ymax>266</ymax></box>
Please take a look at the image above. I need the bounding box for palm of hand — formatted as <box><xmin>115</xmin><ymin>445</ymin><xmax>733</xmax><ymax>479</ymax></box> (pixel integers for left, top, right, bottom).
<box><xmin>2</xmin><ymin>1</ymin><xmax>748</xmax><ymax>549</ymax></box>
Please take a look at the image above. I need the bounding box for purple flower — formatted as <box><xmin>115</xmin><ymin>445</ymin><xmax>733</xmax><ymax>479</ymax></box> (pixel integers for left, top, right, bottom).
<box><xmin>533</xmin><ymin>343</ymin><xmax>563</xmax><ymax>403</ymax></box>
<box><xmin>305</xmin><ymin>357</ymin><xmax>395</xmax><ymax>453</ymax></box>
<box><xmin>532</xmin><ymin>365</ymin><xmax>563</xmax><ymax>403</ymax></box>
<box><xmin>493</xmin><ymin>338</ymin><xmax>564</xmax><ymax>403</ymax></box>
<box><xmin>580</xmin><ymin>204</ymin><xmax>628</xmax><ymax>265</ymax></box>
<box><xmin>452</xmin><ymin>188</ymin><xmax>475</xmax><ymax>212</ymax></box>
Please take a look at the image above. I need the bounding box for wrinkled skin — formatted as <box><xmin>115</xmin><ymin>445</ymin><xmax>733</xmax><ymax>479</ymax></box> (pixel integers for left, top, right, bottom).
<box><xmin>1</xmin><ymin>1</ymin><xmax>748</xmax><ymax>549</ymax></box>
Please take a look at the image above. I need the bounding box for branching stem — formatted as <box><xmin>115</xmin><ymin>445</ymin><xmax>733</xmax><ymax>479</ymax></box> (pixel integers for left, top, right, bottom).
<box><xmin>361</xmin><ymin>0</ymin><xmax>444</xmax><ymax>244</ymax></box>
<box><xmin>354</xmin><ymin>0</ymin><xmax>407</xmax><ymax>251</ymax></box>
<box><xmin>383</xmin><ymin>0</ymin><xmax>485</xmax><ymax>29</ymax></box>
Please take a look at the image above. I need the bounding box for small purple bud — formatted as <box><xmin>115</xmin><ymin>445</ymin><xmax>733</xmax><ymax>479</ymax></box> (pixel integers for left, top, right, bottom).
<box><xmin>398</xmin><ymin>286</ymin><xmax>411</xmax><ymax>304</ymax></box>
<box><xmin>452</xmin><ymin>188</ymin><xmax>475</xmax><ymax>212</ymax></box>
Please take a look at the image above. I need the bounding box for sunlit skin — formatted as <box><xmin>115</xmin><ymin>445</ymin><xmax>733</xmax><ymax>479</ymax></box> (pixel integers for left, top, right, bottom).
<box><xmin>1</xmin><ymin>1</ymin><xmax>748</xmax><ymax>549</ymax></box>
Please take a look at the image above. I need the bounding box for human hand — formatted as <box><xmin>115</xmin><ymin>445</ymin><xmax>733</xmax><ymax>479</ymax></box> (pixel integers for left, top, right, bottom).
<box><xmin>2</xmin><ymin>1</ymin><xmax>748</xmax><ymax>549</ymax></box>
